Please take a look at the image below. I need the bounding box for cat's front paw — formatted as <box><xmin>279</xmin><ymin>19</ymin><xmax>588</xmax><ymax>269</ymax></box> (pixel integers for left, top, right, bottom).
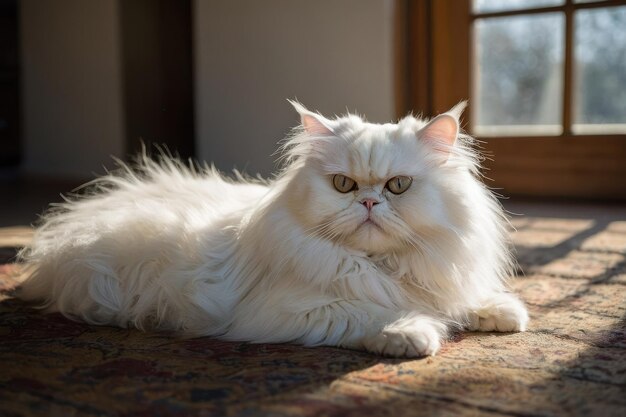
<box><xmin>362</xmin><ymin>322</ymin><xmax>441</xmax><ymax>358</ymax></box>
<box><xmin>468</xmin><ymin>294</ymin><xmax>529</xmax><ymax>332</ymax></box>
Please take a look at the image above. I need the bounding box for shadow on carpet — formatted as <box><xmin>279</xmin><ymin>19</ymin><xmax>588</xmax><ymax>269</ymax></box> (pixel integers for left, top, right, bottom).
<box><xmin>0</xmin><ymin>210</ymin><xmax>625</xmax><ymax>417</ymax></box>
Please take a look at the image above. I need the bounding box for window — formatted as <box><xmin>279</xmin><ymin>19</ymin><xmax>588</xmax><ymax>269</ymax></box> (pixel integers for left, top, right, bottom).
<box><xmin>472</xmin><ymin>0</ymin><xmax>626</xmax><ymax>136</ymax></box>
<box><xmin>405</xmin><ymin>0</ymin><xmax>626</xmax><ymax>199</ymax></box>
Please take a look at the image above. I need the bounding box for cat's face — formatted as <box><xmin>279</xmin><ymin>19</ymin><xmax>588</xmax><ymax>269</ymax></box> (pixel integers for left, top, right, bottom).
<box><xmin>284</xmin><ymin>102</ymin><xmax>468</xmax><ymax>255</ymax></box>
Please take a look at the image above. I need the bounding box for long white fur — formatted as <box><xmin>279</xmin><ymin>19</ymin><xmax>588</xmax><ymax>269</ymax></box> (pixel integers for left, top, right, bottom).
<box><xmin>17</xmin><ymin>102</ymin><xmax>528</xmax><ymax>357</ymax></box>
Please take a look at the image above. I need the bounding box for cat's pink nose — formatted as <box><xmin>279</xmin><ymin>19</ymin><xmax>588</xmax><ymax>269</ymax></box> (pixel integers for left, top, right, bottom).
<box><xmin>360</xmin><ymin>198</ymin><xmax>380</xmax><ymax>211</ymax></box>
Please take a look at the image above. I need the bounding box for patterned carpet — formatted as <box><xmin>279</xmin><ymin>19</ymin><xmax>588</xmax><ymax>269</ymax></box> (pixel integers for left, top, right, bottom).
<box><xmin>0</xmin><ymin>206</ymin><xmax>625</xmax><ymax>417</ymax></box>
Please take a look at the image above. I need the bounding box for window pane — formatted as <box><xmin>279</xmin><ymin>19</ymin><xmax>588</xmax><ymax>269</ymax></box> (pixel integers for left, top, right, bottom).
<box><xmin>473</xmin><ymin>0</ymin><xmax>563</xmax><ymax>14</ymax></box>
<box><xmin>473</xmin><ymin>13</ymin><xmax>564</xmax><ymax>136</ymax></box>
<box><xmin>573</xmin><ymin>6</ymin><xmax>626</xmax><ymax>134</ymax></box>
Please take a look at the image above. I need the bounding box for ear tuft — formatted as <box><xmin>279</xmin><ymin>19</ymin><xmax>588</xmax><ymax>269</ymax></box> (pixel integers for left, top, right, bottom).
<box><xmin>446</xmin><ymin>100</ymin><xmax>468</xmax><ymax>121</ymax></box>
<box><xmin>288</xmin><ymin>99</ymin><xmax>334</xmax><ymax>136</ymax></box>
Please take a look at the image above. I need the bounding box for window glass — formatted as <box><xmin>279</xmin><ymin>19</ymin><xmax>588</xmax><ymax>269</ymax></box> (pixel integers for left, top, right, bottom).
<box><xmin>573</xmin><ymin>6</ymin><xmax>626</xmax><ymax>134</ymax></box>
<box><xmin>473</xmin><ymin>13</ymin><xmax>564</xmax><ymax>136</ymax></box>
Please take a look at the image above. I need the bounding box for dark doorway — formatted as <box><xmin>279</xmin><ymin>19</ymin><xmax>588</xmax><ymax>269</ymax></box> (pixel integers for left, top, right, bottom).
<box><xmin>119</xmin><ymin>0</ymin><xmax>195</xmax><ymax>160</ymax></box>
<box><xmin>0</xmin><ymin>0</ymin><xmax>20</xmax><ymax>171</ymax></box>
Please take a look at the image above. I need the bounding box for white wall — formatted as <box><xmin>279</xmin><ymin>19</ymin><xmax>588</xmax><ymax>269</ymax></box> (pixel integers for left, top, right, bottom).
<box><xmin>20</xmin><ymin>0</ymin><xmax>125</xmax><ymax>178</ymax></box>
<box><xmin>193</xmin><ymin>0</ymin><xmax>396</xmax><ymax>176</ymax></box>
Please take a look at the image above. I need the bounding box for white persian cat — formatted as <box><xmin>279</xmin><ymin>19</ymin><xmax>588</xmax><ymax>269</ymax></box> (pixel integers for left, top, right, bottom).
<box><xmin>18</xmin><ymin>101</ymin><xmax>528</xmax><ymax>357</ymax></box>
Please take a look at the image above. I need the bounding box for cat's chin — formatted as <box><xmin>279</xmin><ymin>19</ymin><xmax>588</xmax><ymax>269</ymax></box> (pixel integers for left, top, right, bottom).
<box><xmin>346</xmin><ymin>223</ymin><xmax>400</xmax><ymax>254</ymax></box>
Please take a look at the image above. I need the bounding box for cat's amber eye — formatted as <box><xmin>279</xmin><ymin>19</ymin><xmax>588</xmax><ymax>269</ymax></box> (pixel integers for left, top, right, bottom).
<box><xmin>332</xmin><ymin>174</ymin><xmax>357</xmax><ymax>193</ymax></box>
<box><xmin>386</xmin><ymin>176</ymin><xmax>412</xmax><ymax>195</ymax></box>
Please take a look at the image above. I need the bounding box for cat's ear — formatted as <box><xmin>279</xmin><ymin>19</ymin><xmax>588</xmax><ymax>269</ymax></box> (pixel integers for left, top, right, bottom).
<box><xmin>288</xmin><ymin>100</ymin><xmax>334</xmax><ymax>136</ymax></box>
<box><xmin>418</xmin><ymin>101</ymin><xmax>466</xmax><ymax>159</ymax></box>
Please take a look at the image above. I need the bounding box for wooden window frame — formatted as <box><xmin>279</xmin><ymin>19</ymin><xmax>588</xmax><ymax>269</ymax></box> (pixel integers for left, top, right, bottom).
<box><xmin>403</xmin><ymin>0</ymin><xmax>626</xmax><ymax>200</ymax></box>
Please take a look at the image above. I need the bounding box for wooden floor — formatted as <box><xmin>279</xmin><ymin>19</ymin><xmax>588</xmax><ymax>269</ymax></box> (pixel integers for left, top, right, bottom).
<box><xmin>0</xmin><ymin>178</ymin><xmax>83</xmax><ymax>227</ymax></box>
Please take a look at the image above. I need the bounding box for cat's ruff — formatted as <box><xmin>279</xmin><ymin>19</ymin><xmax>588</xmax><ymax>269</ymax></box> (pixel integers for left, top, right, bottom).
<box><xmin>18</xmin><ymin>101</ymin><xmax>528</xmax><ymax>357</ymax></box>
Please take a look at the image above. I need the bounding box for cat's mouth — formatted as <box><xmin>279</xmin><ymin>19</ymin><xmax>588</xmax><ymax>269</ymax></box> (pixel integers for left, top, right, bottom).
<box><xmin>359</xmin><ymin>218</ymin><xmax>383</xmax><ymax>231</ymax></box>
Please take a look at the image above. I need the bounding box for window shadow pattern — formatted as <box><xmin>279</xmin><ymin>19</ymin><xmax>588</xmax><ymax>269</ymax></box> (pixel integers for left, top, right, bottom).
<box><xmin>0</xmin><ymin>204</ymin><xmax>624</xmax><ymax>417</ymax></box>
